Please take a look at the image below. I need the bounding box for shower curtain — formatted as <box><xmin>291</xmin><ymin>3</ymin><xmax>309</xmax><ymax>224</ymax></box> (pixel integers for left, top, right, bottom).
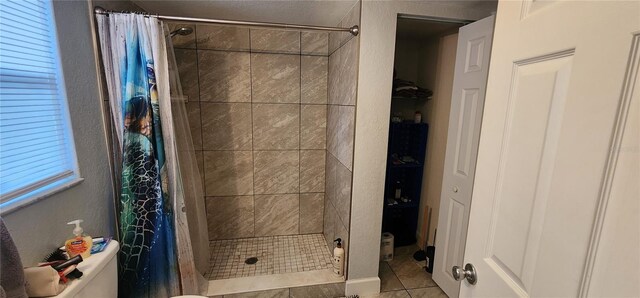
<box><xmin>96</xmin><ymin>13</ymin><xmax>208</xmax><ymax>297</ymax></box>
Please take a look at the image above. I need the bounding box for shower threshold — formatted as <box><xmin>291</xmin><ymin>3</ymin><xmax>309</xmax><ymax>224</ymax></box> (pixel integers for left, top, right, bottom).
<box><xmin>205</xmin><ymin>234</ymin><xmax>344</xmax><ymax>296</ymax></box>
<box><xmin>206</xmin><ymin>268</ymin><xmax>344</xmax><ymax>296</ymax></box>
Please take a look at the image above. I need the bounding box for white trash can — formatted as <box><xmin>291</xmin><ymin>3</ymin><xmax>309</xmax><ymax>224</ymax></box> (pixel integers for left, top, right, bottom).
<box><xmin>380</xmin><ymin>232</ymin><xmax>394</xmax><ymax>262</ymax></box>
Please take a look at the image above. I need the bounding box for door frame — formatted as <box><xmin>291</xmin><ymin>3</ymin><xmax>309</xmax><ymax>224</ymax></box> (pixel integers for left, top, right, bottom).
<box><xmin>397</xmin><ymin>14</ymin><xmax>473</xmax><ymax>26</ymax></box>
<box><xmin>347</xmin><ymin>2</ymin><xmax>498</xmax><ymax>295</ymax></box>
<box><xmin>385</xmin><ymin>14</ymin><xmax>474</xmax><ymax>250</ymax></box>
<box><xmin>378</xmin><ymin>10</ymin><xmax>493</xmax><ymax>292</ymax></box>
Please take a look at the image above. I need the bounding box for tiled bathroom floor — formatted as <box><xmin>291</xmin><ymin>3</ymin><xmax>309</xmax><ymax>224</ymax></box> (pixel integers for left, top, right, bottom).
<box><xmin>376</xmin><ymin>244</ymin><xmax>447</xmax><ymax>298</ymax></box>
<box><xmin>205</xmin><ymin>234</ymin><xmax>334</xmax><ymax>280</ymax></box>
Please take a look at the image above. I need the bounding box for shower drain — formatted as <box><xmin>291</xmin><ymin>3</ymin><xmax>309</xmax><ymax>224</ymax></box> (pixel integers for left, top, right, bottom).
<box><xmin>245</xmin><ymin>257</ymin><xmax>258</xmax><ymax>265</ymax></box>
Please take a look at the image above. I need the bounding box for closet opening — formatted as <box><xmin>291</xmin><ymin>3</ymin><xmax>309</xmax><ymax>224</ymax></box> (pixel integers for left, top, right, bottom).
<box><xmin>379</xmin><ymin>13</ymin><xmax>495</xmax><ymax>297</ymax></box>
<box><xmin>382</xmin><ymin>15</ymin><xmax>464</xmax><ymax>251</ymax></box>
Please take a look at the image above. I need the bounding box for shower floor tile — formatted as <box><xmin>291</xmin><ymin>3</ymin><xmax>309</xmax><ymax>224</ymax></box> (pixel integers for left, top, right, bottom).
<box><xmin>205</xmin><ymin>234</ymin><xmax>334</xmax><ymax>280</ymax></box>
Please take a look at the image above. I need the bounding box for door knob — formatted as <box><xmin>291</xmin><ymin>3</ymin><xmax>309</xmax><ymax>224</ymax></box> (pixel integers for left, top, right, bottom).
<box><xmin>452</xmin><ymin>186</ymin><xmax>459</xmax><ymax>193</ymax></box>
<box><xmin>452</xmin><ymin>263</ymin><xmax>477</xmax><ymax>285</ymax></box>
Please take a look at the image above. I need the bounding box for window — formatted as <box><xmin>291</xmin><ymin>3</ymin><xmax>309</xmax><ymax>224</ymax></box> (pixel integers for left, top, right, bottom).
<box><xmin>0</xmin><ymin>0</ymin><xmax>80</xmax><ymax>211</ymax></box>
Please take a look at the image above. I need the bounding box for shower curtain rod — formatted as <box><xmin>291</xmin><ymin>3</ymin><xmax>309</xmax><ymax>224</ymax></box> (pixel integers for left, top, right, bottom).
<box><xmin>94</xmin><ymin>6</ymin><xmax>359</xmax><ymax>36</ymax></box>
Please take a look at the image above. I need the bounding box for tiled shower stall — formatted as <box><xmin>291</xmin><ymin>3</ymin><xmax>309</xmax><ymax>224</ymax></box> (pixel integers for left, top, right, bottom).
<box><xmin>169</xmin><ymin>2</ymin><xmax>359</xmax><ymax>281</ymax></box>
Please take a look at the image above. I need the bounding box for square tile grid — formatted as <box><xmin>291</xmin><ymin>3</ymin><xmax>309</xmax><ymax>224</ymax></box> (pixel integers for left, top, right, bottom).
<box><xmin>206</xmin><ymin>234</ymin><xmax>334</xmax><ymax>280</ymax></box>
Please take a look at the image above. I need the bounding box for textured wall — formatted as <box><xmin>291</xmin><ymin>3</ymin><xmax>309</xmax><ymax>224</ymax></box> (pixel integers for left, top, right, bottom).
<box><xmin>171</xmin><ymin>24</ymin><xmax>329</xmax><ymax>240</ymax></box>
<box><xmin>2</xmin><ymin>0</ymin><xmax>115</xmax><ymax>265</ymax></box>
<box><xmin>323</xmin><ymin>1</ymin><xmax>360</xmax><ymax>278</ymax></box>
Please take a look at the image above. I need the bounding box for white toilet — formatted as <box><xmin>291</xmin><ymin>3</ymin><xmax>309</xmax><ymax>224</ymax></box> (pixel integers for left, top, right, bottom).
<box><xmin>55</xmin><ymin>240</ymin><xmax>207</xmax><ymax>298</ymax></box>
<box><xmin>56</xmin><ymin>240</ymin><xmax>119</xmax><ymax>297</ymax></box>
<box><xmin>53</xmin><ymin>240</ymin><xmax>207</xmax><ymax>298</ymax></box>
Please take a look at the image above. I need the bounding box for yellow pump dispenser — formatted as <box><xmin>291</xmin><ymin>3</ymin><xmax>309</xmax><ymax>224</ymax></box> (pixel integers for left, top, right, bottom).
<box><xmin>65</xmin><ymin>219</ymin><xmax>93</xmax><ymax>259</ymax></box>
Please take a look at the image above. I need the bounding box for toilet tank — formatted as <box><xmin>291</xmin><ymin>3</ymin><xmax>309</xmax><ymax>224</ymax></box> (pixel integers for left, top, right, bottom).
<box><xmin>57</xmin><ymin>240</ymin><xmax>119</xmax><ymax>298</ymax></box>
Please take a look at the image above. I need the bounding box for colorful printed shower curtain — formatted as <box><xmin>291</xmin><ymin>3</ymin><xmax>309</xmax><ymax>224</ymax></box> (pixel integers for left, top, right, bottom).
<box><xmin>96</xmin><ymin>14</ymin><xmax>193</xmax><ymax>297</ymax></box>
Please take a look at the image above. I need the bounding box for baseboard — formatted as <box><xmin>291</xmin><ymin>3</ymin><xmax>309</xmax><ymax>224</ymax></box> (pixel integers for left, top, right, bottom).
<box><xmin>345</xmin><ymin>277</ymin><xmax>380</xmax><ymax>296</ymax></box>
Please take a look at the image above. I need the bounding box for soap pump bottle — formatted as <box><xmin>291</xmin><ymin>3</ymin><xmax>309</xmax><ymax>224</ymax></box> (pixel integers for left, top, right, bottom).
<box><xmin>333</xmin><ymin>238</ymin><xmax>345</xmax><ymax>276</ymax></box>
<box><xmin>65</xmin><ymin>220</ymin><xmax>93</xmax><ymax>259</ymax></box>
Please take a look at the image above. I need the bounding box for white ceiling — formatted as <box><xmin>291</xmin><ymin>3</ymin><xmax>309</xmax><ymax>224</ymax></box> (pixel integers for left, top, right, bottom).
<box><xmin>133</xmin><ymin>0</ymin><xmax>359</xmax><ymax>27</ymax></box>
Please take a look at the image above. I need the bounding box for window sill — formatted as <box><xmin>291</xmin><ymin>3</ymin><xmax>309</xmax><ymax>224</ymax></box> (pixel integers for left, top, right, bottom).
<box><xmin>0</xmin><ymin>177</ymin><xmax>85</xmax><ymax>216</ymax></box>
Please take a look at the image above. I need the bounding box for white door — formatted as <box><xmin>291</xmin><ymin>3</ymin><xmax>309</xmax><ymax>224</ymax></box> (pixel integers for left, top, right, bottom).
<box><xmin>432</xmin><ymin>15</ymin><xmax>494</xmax><ymax>298</ymax></box>
<box><xmin>460</xmin><ymin>1</ymin><xmax>640</xmax><ymax>296</ymax></box>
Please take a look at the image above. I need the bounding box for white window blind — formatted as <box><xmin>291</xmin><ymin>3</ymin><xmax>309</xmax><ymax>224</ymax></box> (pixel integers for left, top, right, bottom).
<box><xmin>0</xmin><ymin>0</ymin><xmax>78</xmax><ymax>206</ymax></box>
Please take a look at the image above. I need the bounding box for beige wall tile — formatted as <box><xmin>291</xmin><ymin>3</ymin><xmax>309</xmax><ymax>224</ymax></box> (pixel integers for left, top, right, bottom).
<box><xmin>300</xmin><ymin>104</ymin><xmax>326</xmax><ymax>149</ymax></box>
<box><xmin>336</xmin><ymin>105</ymin><xmax>355</xmax><ymax>170</ymax></box>
<box><xmin>204</xmin><ymin>151</ymin><xmax>253</xmax><ymax>196</ymax></box>
<box><xmin>328</xmin><ymin>31</ymin><xmax>344</xmax><ymax>55</ymax></box>
<box><xmin>168</xmin><ymin>23</ymin><xmax>196</xmax><ymax>49</ymax></box>
<box><xmin>326</xmin><ymin>105</ymin><xmax>337</xmax><ymax>155</ymax></box>
<box><xmin>250</xmin><ymin>29</ymin><xmax>300</xmax><ymax>54</ymax></box>
<box><xmin>194</xmin><ymin>150</ymin><xmax>204</xmax><ymax>187</ymax></box>
<box><xmin>201</xmin><ymin>103</ymin><xmax>252</xmax><ymax>150</ymax></box>
<box><xmin>327</xmin><ymin>105</ymin><xmax>355</xmax><ymax>170</ymax></box>
<box><xmin>185</xmin><ymin>102</ymin><xmax>202</xmax><ymax>150</ymax></box>
<box><xmin>343</xmin><ymin>1</ymin><xmax>361</xmax><ymax>30</ymax></box>
<box><xmin>339</xmin><ymin>37</ymin><xmax>359</xmax><ymax>106</ymax></box>
<box><xmin>301</xmin><ymin>31</ymin><xmax>328</xmax><ymax>56</ymax></box>
<box><xmin>324</xmin><ymin>152</ymin><xmax>337</xmax><ymax>205</ymax></box>
<box><xmin>175</xmin><ymin>23</ymin><xmax>357</xmax><ymax>240</ymax></box>
<box><xmin>251</xmin><ymin>53</ymin><xmax>300</xmax><ymax>103</ymax></box>
<box><xmin>196</xmin><ymin>25</ymin><xmax>249</xmax><ymax>50</ymax></box>
<box><xmin>299</xmin><ymin>193</ymin><xmax>324</xmax><ymax>234</ymax></box>
<box><xmin>301</xmin><ymin>56</ymin><xmax>328</xmax><ymax>104</ymax></box>
<box><xmin>327</xmin><ymin>49</ymin><xmax>341</xmax><ymax>105</ymax></box>
<box><xmin>328</xmin><ymin>2</ymin><xmax>360</xmax><ymax>54</ymax></box>
<box><xmin>323</xmin><ymin>198</ymin><xmax>337</xmax><ymax>249</ymax></box>
<box><xmin>174</xmin><ymin>49</ymin><xmax>199</xmax><ymax>102</ymax></box>
<box><xmin>335</xmin><ymin>162</ymin><xmax>352</xmax><ymax>231</ymax></box>
<box><xmin>337</xmin><ymin>32</ymin><xmax>355</xmax><ymax>55</ymax></box>
<box><xmin>206</xmin><ymin>195</ymin><xmax>254</xmax><ymax>239</ymax></box>
<box><xmin>198</xmin><ymin>51</ymin><xmax>250</xmax><ymax>102</ymax></box>
<box><xmin>329</xmin><ymin>37</ymin><xmax>359</xmax><ymax>106</ymax></box>
<box><xmin>252</xmin><ymin>104</ymin><xmax>299</xmax><ymax>150</ymax></box>
<box><xmin>300</xmin><ymin>150</ymin><xmax>325</xmax><ymax>193</ymax></box>
<box><xmin>254</xmin><ymin>150</ymin><xmax>299</xmax><ymax>194</ymax></box>
<box><xmin>255</xmin><ymin>194</ymin><xmax>299</xmax><ymax>236</ymax></box>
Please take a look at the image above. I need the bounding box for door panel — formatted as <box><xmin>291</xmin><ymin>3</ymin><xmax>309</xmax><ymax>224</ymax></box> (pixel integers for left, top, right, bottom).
<box><xmin>432</xmin><ymin>15</ymin><xmax>495</xmax><ymax>298</ymax></box>
<box><xmin>462</xmin><ymin>1</ymin><xmax>640</xmax><ymax>296</ymax></box>
<box><xmin>453</xmin><ymin>88</ymin><xmax>479</xmax><ymax>178</ymax></box>
<box><xmin>464</xmin><ymin>38</ymin><xmax>485</xmax><ymax>73</ymax></box>
<box><xmin>442</xmin><ymin>198</ymin><xmax>465</xmax><ymax>274</ymax></box>
<box><xmin>489</xmin><ymin>51</ymin><xmax>572</xmax><ymax>291</ymax></box>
